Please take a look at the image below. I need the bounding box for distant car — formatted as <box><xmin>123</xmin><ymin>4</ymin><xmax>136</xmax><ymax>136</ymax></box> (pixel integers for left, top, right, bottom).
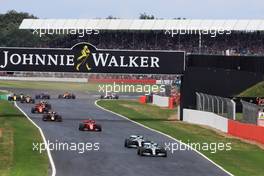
<box><xmin>42</xmin><ymin>112</ymin><xmax>62</xmax><ymax>122</ymax></box>
<box><xmin>20</xmin><ymin>96</ymin><xmax>35</xmax><ymax>104</ymax></box>
<box><xmin>8</xmin><ymin>93</ymin><xmax>24</xmax><ymax>101</ymax></box>
<box><xmin>79</xmin><ymin>119</ymin><xmax>102</xmax><ymax>131</ymax></box>
<box><xmin>137</xmin><ymin>141</ymin><xmax>167</xmax><ymax>157</ymax></box>
<box><xmin>100</xmin><ymin>93</ymin><xmax>119</xmax><ymax>99</ymax></box>
<box><xmin>31</xmin><ymin>101</ymin><xmax>51</xmax><ymax>113</ymax></box>
<box><xmin>58</xmin><ymin>92</ymin><xmax>76</xmax><ymax>99</ymax></box>
<box><xmin>39</xmin><ymin>101</ymin><xmax>52</xmax><ymax>110</ymax></box>
<box><xmin>35</xmin><ymin>93</ymin><xmax>50</xmax><ymax>99</ymax></box>
<box><xmin>124</xmin><ymin>135</ymin><xmax>145</xmax><ymax>148</ymax></box>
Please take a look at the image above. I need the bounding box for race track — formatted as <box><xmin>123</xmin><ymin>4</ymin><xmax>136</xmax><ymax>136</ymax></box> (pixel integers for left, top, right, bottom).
<box><xmin>7</xmin><ymin>88</ymin><xmax>229</xmax><ymax>176</ymax></box>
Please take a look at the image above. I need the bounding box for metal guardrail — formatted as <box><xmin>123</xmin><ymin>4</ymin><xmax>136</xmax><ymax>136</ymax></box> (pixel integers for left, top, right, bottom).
<box><xmin>196</xmin><ymin>92</ymin><xmax>236</xmax><ymax>120</ymax></box>
<box><xmin>241</xmin><ymin>100</ymin><xmax>259</xmax><ymax>125</ymax></box>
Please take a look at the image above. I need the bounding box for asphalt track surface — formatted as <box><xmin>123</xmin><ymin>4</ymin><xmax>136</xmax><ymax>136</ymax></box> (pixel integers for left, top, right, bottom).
<box><xmin>5</xmin><ymin>88</ymin><xmax>229</xmax><ymax>176</ymax></box>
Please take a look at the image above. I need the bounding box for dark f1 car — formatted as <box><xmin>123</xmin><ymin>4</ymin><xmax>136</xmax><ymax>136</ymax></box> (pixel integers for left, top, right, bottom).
<box><xmin>100</xmin><ymin>93</ymin><xmax>119</xmax><ymax>99</ymax></box>
<box><xmin>125</xmin><ymin>135</ymin><xmax>145</xmax><ymax>148</ymax></box>
<box><xmin>79</xmin><ymin>119</ymin><xmax>102</xmax><ymax>131</ymax></box>
<box><xmin>35</xmin><ymin>93</ymin><xmax>50</xmax><ymax>99</ymax></box>
<box><xmin>8</xmin><ymin>93</ymin><xmax>24</xmax><ymax>101</ymax></box>
<box><xmin>20</xmin><ymin>96</ymin><xmax>35</xmax><ymax>104</ymax></box>
<box><xmin>58</xmin><ymin>92</ymin><xmax>76</xmax><ymax>99</ymax></box>
<box><xmin>137</xmin><ymin>141</ymin><xmax>167</xmax><ymax>157</ymax></box>
<box><xmin>31</xmin><ymin>101</ymin><xmax>51</xmax><ymax>114</ymax></box>
<box><xmin>42</xmin><ymin>112</ymin><xmax>62</xmax><ymax>122</ymax></box>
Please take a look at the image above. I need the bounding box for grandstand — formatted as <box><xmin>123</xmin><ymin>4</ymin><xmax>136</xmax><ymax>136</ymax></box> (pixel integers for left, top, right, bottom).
<box><xmin>50</xmin><ymin>31</ymin><xmax>264</xmax><ymax>56</ymax></box>
<box><xmin>20</xmin><ymin>19</ymin><xmax>264</xmax><ymax>56</ymax></box>
<box><xmin>3</xmin><ymin>19</ymin><xmax>264</xmax><ymax>79</ymax></box>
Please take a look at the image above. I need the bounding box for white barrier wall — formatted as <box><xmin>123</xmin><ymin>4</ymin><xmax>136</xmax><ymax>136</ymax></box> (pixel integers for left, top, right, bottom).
<box><xmin>152</xmin><ymin>95</ymin><xmax>169</xmax><ymax>107</ymax></box>
<box><xmin>183</xmin><ymin>109</ymin><xmax>228</xmax><ymax>133</ymax></box>
<box><xmin>0</xmin><ymin>77</ymin><xmax>87</xmax><ymax>83</ymax></box>
<box><xmin>156</xmin><ymin>80</ymin><xmax>173</xmax><ymax>85</ymax></box>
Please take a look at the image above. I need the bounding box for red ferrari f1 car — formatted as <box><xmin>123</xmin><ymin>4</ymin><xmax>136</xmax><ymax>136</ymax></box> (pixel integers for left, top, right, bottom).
<box><xmin>31</xmin><ymin>101</ymin><xmax>51</xmax><ymax>114</ymax></box>
<box><xmin>79</xmin><ymin>119</ymin><xmax>102</xmax><ymax>131</ymax></box>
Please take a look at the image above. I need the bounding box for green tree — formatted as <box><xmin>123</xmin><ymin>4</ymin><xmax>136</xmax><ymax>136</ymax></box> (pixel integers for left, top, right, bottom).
<box><xmin>139</xmin><ymin>13</ymin><xmax>155</xmax><ymax>19</ymax></box>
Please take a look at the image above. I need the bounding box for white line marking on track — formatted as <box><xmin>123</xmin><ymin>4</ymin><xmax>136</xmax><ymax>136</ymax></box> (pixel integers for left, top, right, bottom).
<box><xmin>14</xmin><ymin>102</ymin><xmax>56</xmax><ymax>176</ymax></box>
<box><xmin>95</xmin><ymin>100</ymin><xmax>233</xmax><ymax>176</ymax></box>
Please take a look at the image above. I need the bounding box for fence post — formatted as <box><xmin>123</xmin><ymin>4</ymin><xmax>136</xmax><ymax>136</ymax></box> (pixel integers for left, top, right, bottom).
<box><xmin>212</xmin><ymin>96</ymin><xmax>214</xmax><ymax>113</ymax></box>
<box><xmin>221</xmin><ymin>98</ymin><xmax>224</xmax><ymax>116</ymax></box>
<box><xmin>195</xmin><ymin>92</ymin><xmax>234</xmax><ymax>119</ymax></box>
<box><xmin>231</xmin><ymin>99</ymin><xmax>236</xmax><ymax>120</ymax></box>
<box><xmin>202</xmin><ymin>93</ymin><xmax>205</xmax><ymax>111</ymax></box>
<box><xmin>196</xmin><ymin>92</ymin><xmax>201</xmax><ymax>110</ymax></box>
<box><xmin>207</xmin><ymin>94</ymin><xmax>210</xmax><ymax>111</ymax></box>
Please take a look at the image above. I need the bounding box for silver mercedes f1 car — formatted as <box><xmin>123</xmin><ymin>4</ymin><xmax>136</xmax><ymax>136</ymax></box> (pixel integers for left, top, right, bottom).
<box><xmin>124</xmin><ymin>135</ymin><xmax>145</xmax><ymax>148</ymax></box>
<box><xmin>137</xmin><ymin>141</ymin><xmax>167</xmax><ymax>157</ymax></box>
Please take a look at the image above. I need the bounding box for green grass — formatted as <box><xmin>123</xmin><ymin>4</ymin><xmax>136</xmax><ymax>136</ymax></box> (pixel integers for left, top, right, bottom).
<box><xmin>239</xmin><ymin>81</ymin><xmax>264</xmax><ymax>97</ymax></box>
<box><xmin>236</xmin><ymin>113</ymin><xmax>243</xmax><ymax>122</ymax></box>
<box><xmin>97</xmin><ymin>100</ymin><xmax>264</xmax><ymax>176</ymax></box>
<box><xmin>0</xmin><ymin>80</ymin><xmax>159</xmax><ymax>93</ymax></box>
<box><xmin>0</xmin><ymin>100</ymin><xmax>49</xmax><ymax>176</ymax></box>
<box><xmin>0</xmin><ymin>80</ymin><xmax>98</xmax><ymax>92</ymax></box>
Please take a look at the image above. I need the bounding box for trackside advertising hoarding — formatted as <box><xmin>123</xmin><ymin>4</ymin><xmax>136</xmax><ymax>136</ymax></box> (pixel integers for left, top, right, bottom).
<box><xmin>0</xmin><ymin>43</ymin><xmax>185</xmax><ymax>74</ymax></box>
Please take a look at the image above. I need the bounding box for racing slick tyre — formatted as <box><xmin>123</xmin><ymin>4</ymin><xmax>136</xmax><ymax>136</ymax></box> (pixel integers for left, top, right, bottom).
<box><xmin>58</xmin><ymin>95</ymin><xmax>63</xmax><ymax>99</ymax></box>
<box><xmin>42</xmin><ymin>115</ymin><xmax>48</xmax><ymax>121</ymax></box>
<box><xmin>138</xmin><ymin>148</ymin><xmax>144</xmax><ymax>156</ymax></box>
<box><xmin>96</xmin><ymin>124</ymin><xmax>102</xmax><ymax>131</ymax></box>
<box><xmin>161</xmin><ymin>149</ymin><xmax>167</xmax><ymax>157</ymax></box>
<box><xmin>46</xmin><ymin>104</ymin><xmax>52</xmax><ymax>110</ymax></box>
<box><xmin>79</xmin><ymin>123</ymin><xmax>85</xmax><ymax>131</ymax></box>
<box><xmin>124</xmin><ymin>139</ymin><xmax>129</xmax><ymax>148</ymax></box>
<box><xmin>72</xmin><ymin>95</ymin><xmax>76</xmax><ymax>99</ymax></box>
<box><xmin>35</xmin><ymin>96</ymin><xmax>40</xmax><ymax>99</ymax></box>
<box><xmin>31</xmin><ymin>108</ymin><xmax>35</xmax><ymax>113</ymax></box>
<box><xmin>56</xmin><ymin>116</ymin><xmax>62</xmax><ymax>122</ymax></box>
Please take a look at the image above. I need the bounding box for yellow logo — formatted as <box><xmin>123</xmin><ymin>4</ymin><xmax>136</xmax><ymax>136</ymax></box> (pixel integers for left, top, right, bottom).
<box><xmin>76</xmin><ymin>45</ymin><xmax>92</xmax><ymax>71</ymax></box>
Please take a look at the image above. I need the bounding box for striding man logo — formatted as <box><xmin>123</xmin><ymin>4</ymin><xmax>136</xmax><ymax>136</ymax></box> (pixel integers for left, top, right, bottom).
<box><xmin>76</xmin><ymin>45</ymin><xmax>92</xmax><ymax>71</ymax></box>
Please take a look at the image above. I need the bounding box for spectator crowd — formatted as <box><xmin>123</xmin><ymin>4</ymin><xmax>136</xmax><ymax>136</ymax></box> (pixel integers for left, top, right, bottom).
<box><xmin>49</xmin><ymin>31</ymin><xmax>264</xmax><ymax>56</ymax></box>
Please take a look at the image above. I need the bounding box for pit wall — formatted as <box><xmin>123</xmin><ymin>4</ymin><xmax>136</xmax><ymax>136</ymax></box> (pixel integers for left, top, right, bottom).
<box><xmin>0</xmin><ymin>77</ymin><xmax>169</xmax><ymax>84</ymax></box>
<box><xmin>152</xmin><ymin>95</ymin><xmax>169</xmax><ymax>107</ymax></box>
<box><xmin>228</xmin><ymin>120</ymin><xmax>264</xmax><ymax>144</ymax></box>
<box><xmin>183</xmin><ymin>109</ymin><xmax>264</xmax><ymax>144</ymax></box>
<box><xmin>183</xmin><ymin>109</ymin><xmax>228</xmax><ymax>133</ymax></box>
<box><xmin>89</xmin><ymin>78</ymin><xmax>156</xmax><ymax>84</ymax></box>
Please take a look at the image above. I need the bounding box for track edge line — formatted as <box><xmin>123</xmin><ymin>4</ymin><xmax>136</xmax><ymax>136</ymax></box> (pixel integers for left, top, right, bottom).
<box><xmin>14</xmin><ymin>102</ymin><xmax>56</xmax><ymax>176</ymax></box>
<box><xmin>94</xmin><ymin>100</ymin><xmax>233</xmax><ymax>176</ymax></box>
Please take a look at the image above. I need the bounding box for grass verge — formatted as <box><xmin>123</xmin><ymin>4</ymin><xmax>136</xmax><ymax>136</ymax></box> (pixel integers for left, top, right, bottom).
<box><xmin>239</xmin><ymin>81</ymin><xmax>264</xmax><ymax>97</ymax></box>
<box><xmin>0</xmin><ymin>100</ymin><xmax>49</xmax><ymax>176</ymax></box>
<box><xmin>97</xmin><ymin>100</ymin><xmax>264</xmax><ymax>176</ymax></box>
<box><xmin>0</xmin><ymin>80</ymin><xmax>158</xmax><ymax>93</ymax></box>
<box><xmin>0</xmin><ymin>80</ymin><xmax>98</xmax><ymax>92</ymax></box>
